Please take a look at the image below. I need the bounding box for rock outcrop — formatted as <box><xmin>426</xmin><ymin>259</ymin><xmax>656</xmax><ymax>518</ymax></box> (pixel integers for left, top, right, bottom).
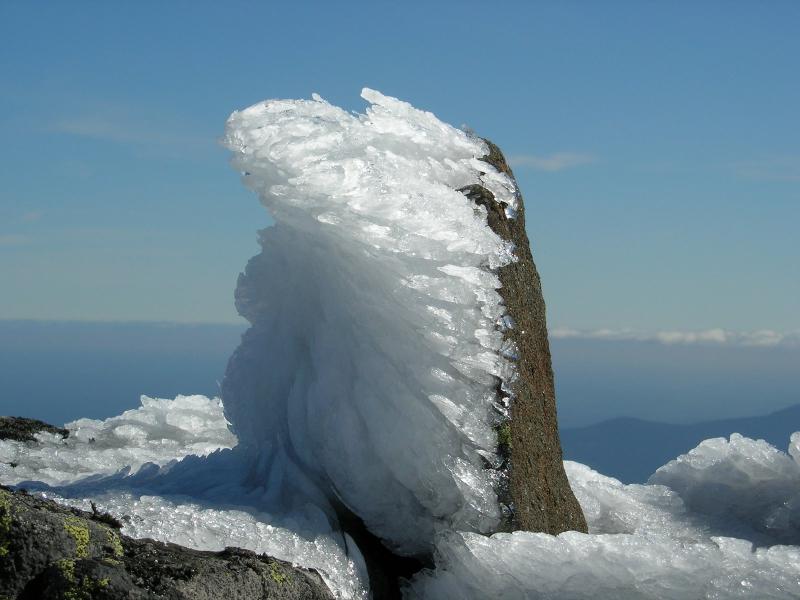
<box><xmin>0</xmin><ymin>485</ymin><xmax>333</xmax><ymax>600</ymax></box>
<box><xmin>0</xmin><ymin>417</ymin><xmax>68</xmax><ymax>443</ymax></box>
<box><xmin>460</xmin><ymin>140</ymin><xmax>587</xmax><ymax>535</ymax></box>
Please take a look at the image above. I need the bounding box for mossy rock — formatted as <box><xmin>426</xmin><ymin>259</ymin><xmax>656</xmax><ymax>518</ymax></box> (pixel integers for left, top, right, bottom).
<box><xmin>0</xmin><ymin>486</ymin><xmax>333</xmax><ymax>599</ymax></box>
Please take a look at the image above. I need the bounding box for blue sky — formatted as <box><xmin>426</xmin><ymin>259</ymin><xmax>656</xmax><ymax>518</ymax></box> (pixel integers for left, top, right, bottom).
<box><xmin>1</xmin><ymin>1</ymin><xmax>798</xmax><ymax>332</ymax></box>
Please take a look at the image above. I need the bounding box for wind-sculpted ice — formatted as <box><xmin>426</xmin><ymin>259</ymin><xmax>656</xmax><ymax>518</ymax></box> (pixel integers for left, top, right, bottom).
<box><xmin>221</xmin><ymin>88</ymin><xmax>520</xmax><ymax>554</ymax></box>
<box><xmin>650</xmin><ymin>432</ymin><xmax>800</xmax><ymax>545</ymax></box>
<box><xmin>0</xmin><ymin>395</ymin><xmax>235</xmax><ymax>487</ymax></box>
<box><xmin>406</xmin><ymin>530</ymin><xmax>800</xmax><ymax>599</ymax></box>
<box><xmin>407</xmin><ymin>437</ymin><xmax>800</xmax><ymax>599</ymax></box>
<box><xmin>4</xmin><ymin>394</ymin><xmax>800</xmax><ymax>598</ymax></box>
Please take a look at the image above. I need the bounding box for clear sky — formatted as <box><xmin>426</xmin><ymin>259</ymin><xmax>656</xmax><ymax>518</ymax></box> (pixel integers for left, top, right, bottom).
<box><xmin>1</xmin><ymin>1</ymin><xmax>798</xmax><ymax>332</ymax></box>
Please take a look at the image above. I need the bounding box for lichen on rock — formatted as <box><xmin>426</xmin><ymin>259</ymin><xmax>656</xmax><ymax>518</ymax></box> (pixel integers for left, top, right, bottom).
<box><xmin>0</xmin><ymin>486</ymin><xmax>334</xmax><ymax>599</ymax></box>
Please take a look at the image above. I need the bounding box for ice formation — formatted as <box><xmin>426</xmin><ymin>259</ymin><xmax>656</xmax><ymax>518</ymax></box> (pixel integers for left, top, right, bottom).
<box><xmin>406</xmin><ymin>442</ymin><xmax>800</xmax><ymax>599</ymax></box>
<box><xmin>45</xmin><ymin>491</ymin><xmax>367</xmax><ymax>600</ymax></box>
<box><xmin>650</xmin><ymin>432</ymin><xmax>800</xmax><ymax>545</ymax></box>
<box><xmin>5</xmin><ymin>397</ymin><xmax>800</xmax><ymax>598</ymax></box>
<box><xmin>3</xmin><ymin>90</ymin><xmax>800</xmax><ymax>599</ymax></box>
<box><xmin>406</xmin><ymin>529</ymin><xmax>800</xmax><ymax>599</ymax></box>
<box><xmin>0</xmin><ymin>395</ymin><xmax>235</xmax><ymax>487</ymax></box>
<box><xmin>221</xmin><ymin>88</ymin><xmax>519</xmax><ymax>554</ymax></box>
<box><xmin>2</xmin><ymin>396</ymin><xmax>367</xmax><ymax>598</ymax></box>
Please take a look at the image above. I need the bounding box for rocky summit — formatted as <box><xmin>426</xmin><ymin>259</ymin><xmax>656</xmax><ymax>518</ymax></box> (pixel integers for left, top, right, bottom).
<box><xmin>0</xmin><ymin>483</ymin><xmax>333</xmax><ymax>600</ymax></box>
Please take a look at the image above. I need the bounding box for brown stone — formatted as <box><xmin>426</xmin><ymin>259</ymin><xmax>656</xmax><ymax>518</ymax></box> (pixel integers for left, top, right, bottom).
<box><xmin>461</xmin><ymin>139</ymin><xmax>588</xmax><ymax>535</ymax></box>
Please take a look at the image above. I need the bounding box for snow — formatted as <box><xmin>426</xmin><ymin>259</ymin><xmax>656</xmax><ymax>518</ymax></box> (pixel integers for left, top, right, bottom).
<box><xmin>406</xmin><ymin>530</ymin><xmax>800</xmax><ymax>599</ymax></box>
<box><xmin>407</xmin><ymin>438</ymin><xmax>800</xmax><ymax>599</ymax></box>
<box><xmin>45</xmin><ymin>491</ymin><xmax>367</xmax><ymax>600</ymax></box>
<box><xmin>0</xmin><ymin>395</ymin><xmax>235</xmax><ymax>487</ymax></box>
<box><xmin>649</xmin><ymin>433</ymin><xmax>800</xmax><ymax>545</ymax></box>
<box><xmin>2</xmin><ymin>396</ymin><xmax>367</xmax><ymax>598</ymax></box>
<box><xmin>2</xmin><ymin>89</ymin><xmax>799</xmax><ymax>599</ymax></box>
<box><xmin>7</xmin><ymin>396</ymin><xmax>799</xmax><ymax>598</ymax></box>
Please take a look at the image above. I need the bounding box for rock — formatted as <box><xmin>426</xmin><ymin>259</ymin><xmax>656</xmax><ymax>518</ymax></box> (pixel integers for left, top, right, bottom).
<box><xmin>0</xmin><ymin>486</ymin><xmax>334</xmax><ymax>600</ymax></box>
<box><xmin>0</xmin><ymin>417</ymin><xmax>69</xmax><ymax>443</ymax></box>
<box><xmin>459</xmin><ymin>139</ymin><xmax>588</xmax><ymax>535</ymax></box>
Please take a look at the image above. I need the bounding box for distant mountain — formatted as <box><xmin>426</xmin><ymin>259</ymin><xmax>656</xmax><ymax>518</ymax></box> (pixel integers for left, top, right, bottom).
<box><xmin>561</xmin><ymin>403</ymin><xmax>800</xmax><ymax>483</ymax></box>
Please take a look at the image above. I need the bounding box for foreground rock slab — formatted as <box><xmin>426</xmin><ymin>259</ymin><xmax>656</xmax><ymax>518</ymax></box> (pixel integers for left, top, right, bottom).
<box><xmin>0</xmin><ymin>486</ymin><xmax>333</xmax><ymax>600</ymax></box>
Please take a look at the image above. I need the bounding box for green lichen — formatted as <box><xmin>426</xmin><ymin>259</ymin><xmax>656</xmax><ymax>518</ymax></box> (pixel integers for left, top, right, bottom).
<box><xmin>57</xmin><ymin>558</ymin><xmax>76</xmax><ymax>583</ymax></box>
<box><xmin>106</xmin><ymin>528</ymin><xmax>123</xmax><ymax>558</ymax></box>
<box><xmin>269</xmin><ymin>562</ymin><xmax>288</xmax><ymax>585</ymax></box>
<box><xmin>495</xmin><ymin>421</ymin><xmax>512</xmax><ymax>458</ymax></box>
<box><xmin>58</xmin><ymin>558</ymin><xmax>110</xmax><ymax>600</ymax></box>
<box><xmin>0</xmin><ymin>489</ymin><xmax>13</xmax><ymax>558</ymax></box>
<box><xmin>64</xmin><ymin>516</ymin><xmax>90</xmax><ymax>559</ymax></box>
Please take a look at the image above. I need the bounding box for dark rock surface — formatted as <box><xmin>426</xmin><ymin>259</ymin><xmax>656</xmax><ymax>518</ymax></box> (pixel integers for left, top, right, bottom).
<box><xmin>0</xmin><ymin>417</ymin><xmax>69</xmax><ymax>443</ymax></box>
<box><xmin>460</xmin><ymin>139</ymin><xmax>587</xmax><ymax>535</ymax></box>
<box><xmin>0</xmin><ymin>486</ymin><xmax>334</xmax><ymax>600</ymax></box>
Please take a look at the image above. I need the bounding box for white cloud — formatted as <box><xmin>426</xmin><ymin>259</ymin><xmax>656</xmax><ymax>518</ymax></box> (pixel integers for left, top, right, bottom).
<box><xmin>52</xmin><ymin>115</ymin><xmax>188</xmax><ymax>147</ymax></box>
<box><xmin>549</xmin><ymin>327</ymin><xmax>800</xmax><ymax>348</ymax></box>
<box><xmin>49</xmin><ymin>109</ymin><xmax>209</xmax><ymax>158</ymax></box>
<box><xmin>508</xmin><ymin>152</ymin><xmax>595</xmax><ymax>172</ymax></box>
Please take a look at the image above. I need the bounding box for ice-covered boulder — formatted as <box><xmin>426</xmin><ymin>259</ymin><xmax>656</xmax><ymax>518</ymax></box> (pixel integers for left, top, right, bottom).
<box><xmin>221</xmin><ymin>89</ymin><xmax>585</xmax><ymax>560</ymax></box>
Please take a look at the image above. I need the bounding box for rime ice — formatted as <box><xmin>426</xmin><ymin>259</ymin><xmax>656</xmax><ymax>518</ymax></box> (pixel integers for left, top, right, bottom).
<box><xmin>650</xmin><ymin>432</ymin><xmax>800</xmax><ymax>545</ymax></box>
<box><xmin>221</xmin><ymin>88</ymin><xmax>520</xmax><ymax>554</ymax></box>
<box><xmin>407</xmin><ymin>437</ymin><xmax>800</xmax><ymax>599</ymax></box>
<box><xmin>0</xmin><ymin>395</ymin><xmax>235</xmax><ymax>487</ymax></box>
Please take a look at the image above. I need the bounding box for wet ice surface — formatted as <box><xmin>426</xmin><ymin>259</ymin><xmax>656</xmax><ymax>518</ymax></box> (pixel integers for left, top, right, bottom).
<box><xmin>3</xmin><ymin>90</ymin><xmax>800</xmax><ymax>598</ymax></box>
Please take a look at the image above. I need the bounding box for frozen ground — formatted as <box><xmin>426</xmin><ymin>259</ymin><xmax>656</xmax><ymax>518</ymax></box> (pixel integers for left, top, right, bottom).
<box><xmin>2</xmin><ymin>90</ymin><xmax>798</xmax><ymax>598</ymax></box>
<box><xmin>3</xmin><ymin>395</ymin><xmax>798</xmax><ymax>598</ymax></box>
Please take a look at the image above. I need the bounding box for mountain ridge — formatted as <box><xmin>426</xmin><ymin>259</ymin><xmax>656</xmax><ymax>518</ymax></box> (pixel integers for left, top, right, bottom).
<box><xmin>561</xmin><ymin>403</ymin><xmax>800</xmax><ymax>483</ymax></box>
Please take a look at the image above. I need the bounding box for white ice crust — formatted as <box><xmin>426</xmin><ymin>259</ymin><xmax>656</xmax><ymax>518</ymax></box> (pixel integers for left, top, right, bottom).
<box><xmin>1</xmin><ymin>396</ymin><xmax>367</xmax><ymax>599</ymax></box>
<box><xmin>408</xmin><ymin>439</ymin><xmax>800</xmax><ymax>599</ymax></box>
<box><xmin>649</xmin><ymin>432</ymin><xmax>800</xmax><ymax>545</ymax></box>
<box><xmin>0</xmin><ymin>395</ymin><xmax>236</xmax><ymax>487</ymax></box>
<box><xmin>2</xmin><ymin>90</ymin><xmax>799</xmax><ymax>599</ymax></box>
<box><xmin>221</xmin><ymin>88</ymin><xmax>520</xmax><ymax>554</ymax></box>
<box><xmin>4</xmin><ymin>396</ymin><xmax>799</xmax><ymax>598</ymax></box>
